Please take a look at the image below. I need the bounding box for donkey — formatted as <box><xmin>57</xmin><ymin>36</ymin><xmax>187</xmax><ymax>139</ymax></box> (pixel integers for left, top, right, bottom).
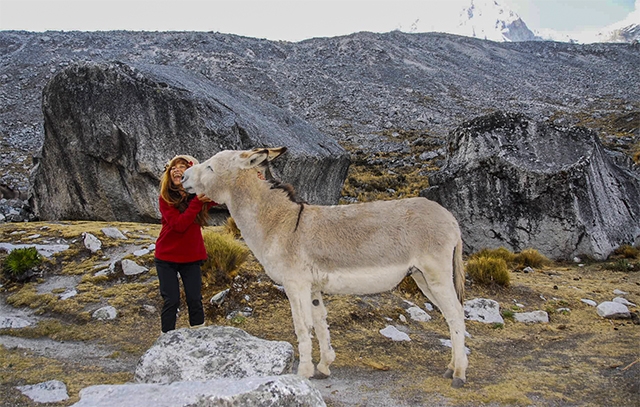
<box><xmin>181</xmin><ymin>147</ymin><xmax>468</xmax><ymax>388</ymax></box>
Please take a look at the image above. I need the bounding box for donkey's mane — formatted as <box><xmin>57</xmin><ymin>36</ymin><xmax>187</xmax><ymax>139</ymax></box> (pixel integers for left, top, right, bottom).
<box><xmin>269</xmin><ymin>180</ymin><xmax>307</xmax><ymax>205</ymax></box>
<box><xmin>258</xmin><ymin>161</ymin><xmax>307</xmax><ymax>205</ymax></box>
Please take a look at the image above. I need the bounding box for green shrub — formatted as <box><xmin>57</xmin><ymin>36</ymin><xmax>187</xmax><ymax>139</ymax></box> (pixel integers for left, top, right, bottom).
<box><xmin>514</xmin><ymin>248</ymin><xmax>549</xmax><ymax>268</ymax></box>
<box><xmin>466</xmin><ymin>256</ymin><xmax>510</xmax><ymax>287</ymax></box>
<box><xmin>3</xmin><ymin>247</ymin><xmax>42</xmax><ymax>281</ymax></box>
<box><xmin>202</xmin><ymin>230</ymin><xmax>250</xmax><ymax>287</ymax></box>
<box><xmin>605</xmin><ymin>258</ymin><xmax>636</xmax><ymax>272</ymax></box>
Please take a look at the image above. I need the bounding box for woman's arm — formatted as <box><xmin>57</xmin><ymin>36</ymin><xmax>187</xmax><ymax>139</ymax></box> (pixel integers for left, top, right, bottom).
<box><xmin>159</xmin><ymin>197</ymin><xmax>204</xmax><ymax>233</ymax></box>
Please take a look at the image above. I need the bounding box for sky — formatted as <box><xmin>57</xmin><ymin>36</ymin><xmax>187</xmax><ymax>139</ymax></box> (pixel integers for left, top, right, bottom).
<box><xmin>0</xmin><ymin>0</ymin><xmax>637</xmax><ymax>42</ymax></box>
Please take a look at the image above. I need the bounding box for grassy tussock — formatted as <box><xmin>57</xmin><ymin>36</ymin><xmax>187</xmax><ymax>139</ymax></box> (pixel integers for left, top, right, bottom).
<box><xmin>223</xmin><ymin>217</ymin><xmax>242</xmax><ymax>239</ymax></box>
<box><xmin>466</xmin><ymin>257</ymin><xmax>511</xmax><ymax>287</ymax></box>
<box><xmin>202</xmin><ymin>228</ymin><xmax>250</xmax><ymax>287</ymax></box>
<box><xmin>467</xmin><ymin>247</ymin><xmax>549</xmax><ymax>287</ymax></box>
<box><xmin>514</xmin><ymin>248</ymin><xmax>550</xmax><ymax>268</ymax></box>
<box><xmin>612</xmin><ymin>244</ymin><xmax>639</xmax><ymax>259</ymax></box>
<box><xmin>469</xmin><ymin>247</ymin><xmax>516</xmax><ymax>264</ymax></box>
<box><xmin>2</xmin><ymin>247</ymin><xmax>42</xmax><ymax>280</ymax></box>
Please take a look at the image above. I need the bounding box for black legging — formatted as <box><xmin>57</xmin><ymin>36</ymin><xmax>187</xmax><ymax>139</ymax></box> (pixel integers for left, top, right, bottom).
<box><xmin>155</xmin><ymin>258</ymin><xmax>205</xmax><ymax>333</ymax></box>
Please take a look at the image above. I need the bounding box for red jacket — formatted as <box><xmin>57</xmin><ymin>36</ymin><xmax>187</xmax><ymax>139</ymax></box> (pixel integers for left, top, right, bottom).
<box><xmin>155</xmin><ymin>196</ymin><xmax>210</xmax><ymax>263</ymax></box>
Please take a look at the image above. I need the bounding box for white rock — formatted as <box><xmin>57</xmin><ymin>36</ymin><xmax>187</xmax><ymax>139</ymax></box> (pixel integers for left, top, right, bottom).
<box><xmin>210</xmin><ymin>289</ymin><xmax>230</xmax><ymax>305</ymax></box>
<box><xmin>17</xmin><ymin>380</ymin><xmax>69</xmax><ymax>403</ymax></box>
<box><xmin>406</xmin><ymin>306</ymin><xmax>431</xmax><ymax>322</ymax></box>
<box><xmin>0</xmin><ymin>242</ymin><xmax>69</xmax><ymax>258</ymax></box>
<box><xmin>133</xmin><ymin>248</ymin><xmax>150</xmax><ymax>257</ymax></box>
<box><xmin>464</xmin><ymin>298</ymin><xmax>504</xmax><ymax>324</ymax></box>
<box><xmin>59</xmin><ymin>289</ymin><xmax>78</xmax><ymax>300</ymax></box>
<box><xmin>135</xmin><ymin>326</ymin><xmax>294</xmax><ymax>383</ymax></box>
<box><xmin>424</xmin><ymin>302</ymin><xmax>434</xmax><ymax>311</ymax></box>
<box><xmin>0</xmin><ymin>316</ymin><xmax>32</xmax><ymax>329</ymax></box>
<box><xmin>101</xmin><ymin>227</ymin><xmax>128</xmax><ymax>239</ymax></box>
<box><xmin>581</xmin><ymin>299</ymin><xmax>597</xmax><ymax>307</ymax></box>
<box><xmin>379</xmin><ymin>325</ymin><xmax>411</xmax><ymax>341</ymax></box>
<box><xmin>612</xmin><ymin>297</ymin><xmax>636</xmax><ymax>307</ymax></box>
<box><xmin>398</xmin><ymin>314</ymin><xmax>407</xmax><ymax>323</ymax></box>
<box><xmin>514</xmin><ymin>310</ymin><xmax>549</xmax><ymax>323</ymax></box>
<box><xmin>613</xmin><ymin>289</ymin><xmax>628</xmax><ymax>295</ymax></box>
<box><xmin>83</xmin><ymin>233</ymin><xmax>102</xmax><ymax>253</ymax></box>
<box><xmin>142</xmin><ymin>305</ymin><xmax>156</xmax><ymax>313</ymax></box>
<box><xmin>596</xmin><ymin>301</ymin><xmax>631</xmax><ymax>319</ymax></box>
<box><xmin>93</xmin><ymin>306</ymin><xmax>117</xmax><ymax>320</ymax></box>
<box><xmin>70</xmin><ymin>375</ymin><xmax>324</xmax><ymax>407</ymax></box>
<box><xmin>121</xmin><ymin>259</ymin><xmax>148</xmax><ymax>276</ymax></box>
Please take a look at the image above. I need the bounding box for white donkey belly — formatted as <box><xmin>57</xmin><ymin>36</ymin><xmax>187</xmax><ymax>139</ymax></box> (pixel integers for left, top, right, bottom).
<box><xmin>318</xmin><ymin>265</ymin><xmax>410</xmax><ymax>295</ymax></box>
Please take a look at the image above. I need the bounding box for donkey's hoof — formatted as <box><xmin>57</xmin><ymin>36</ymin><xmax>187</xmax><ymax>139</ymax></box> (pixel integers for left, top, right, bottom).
<box><xmin>443</xmin><ymin>369</ymin><xmax>454</xmax><ymax>379</ymax></box>
<box><xmin>451</xmin><ymin>378</ymin><xmax>465</xmax><ymax>388</ymax></box>
<box><xmin>297</xmin><ymin>362</ymin><xmax>315</xmax><ymax>378</ymax></box>
<box><xmin>313</xmin><ymin>371</ymin><xmax>330</xmax><ymax>380</ymax></box>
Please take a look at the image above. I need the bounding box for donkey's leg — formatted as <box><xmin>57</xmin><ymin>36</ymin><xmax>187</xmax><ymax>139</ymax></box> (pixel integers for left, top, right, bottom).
<box><xmin>311</xmin><ymin>291</ymin><xmax>335</xmax><ymax>378</ymax></box>
<box><xmin>284</xmin><ymin>282</ymin><xmax>315</xmax><ymax>378</ymax></box>
<box><xmin>416</xmin><ymin>261</ymin><xmax>468</xmax><ymax>388</ymax></box>
<box><xmin>410</xmin><ymin>269</ymin><xmax>440</xmax><ymax>310</ymax></box>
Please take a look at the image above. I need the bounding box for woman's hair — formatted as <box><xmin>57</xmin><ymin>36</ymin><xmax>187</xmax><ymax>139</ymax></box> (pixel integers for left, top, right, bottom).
<box><xmin>160</xmin><ymin>157</ymin><xmax>210</xmax><ymax>227</ymax></box>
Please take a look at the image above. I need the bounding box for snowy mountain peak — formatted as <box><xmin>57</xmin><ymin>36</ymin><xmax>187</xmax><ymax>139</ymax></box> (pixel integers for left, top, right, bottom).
<box><xmin>454</xmin><ymin>0</ymin><xmax>536</xmax><ymax>42</ymax></box>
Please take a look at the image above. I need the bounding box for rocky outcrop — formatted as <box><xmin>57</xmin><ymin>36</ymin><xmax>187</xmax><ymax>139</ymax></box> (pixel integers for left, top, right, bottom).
<box><xmin>421</xmin><ymin>112</ymin><xmax>640</xmax><ymax>260</ymax></box>
<box><xmin>29</xmin><ymin>61</ymin><xmax>349</xmax><ymax>222</ymax></box>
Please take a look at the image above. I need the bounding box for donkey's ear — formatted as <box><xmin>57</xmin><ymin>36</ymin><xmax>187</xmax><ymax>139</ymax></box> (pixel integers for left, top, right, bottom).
<box><xmin>239</xmin><ymin>149</ymin><xmax>270</xmax><ymax>168</ymax></box>
<box><xmin>266</xmin><ymin>147</ymin><xmax>287</xmax><ymax>161</ymax></box>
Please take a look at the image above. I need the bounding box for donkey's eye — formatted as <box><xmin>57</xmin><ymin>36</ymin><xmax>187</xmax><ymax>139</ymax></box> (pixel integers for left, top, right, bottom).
<box><xmin>206</xmin><ymin>165</ymin><xmax>213</xmax><ymax>172</ymax></box>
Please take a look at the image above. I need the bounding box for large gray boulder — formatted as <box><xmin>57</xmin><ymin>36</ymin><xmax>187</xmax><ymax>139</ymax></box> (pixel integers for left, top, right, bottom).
<box><xmin>134</xmin><ymin>326</ymin><xmax>294</xmax><ymax>383</ymax></box>
<box><xmin>71</xmin><ymin>375</ymin><xmax>326</xmax><ymax>407</ymax></box>
<box><xmin>29</xmin><ymin>61</ymin><xmax>349</xmax><ymax>222</ymax></box>
<box><xmin>421</xmin><ymin>111</ymin><xmax>640</xmax><ymax>260</ymax></box>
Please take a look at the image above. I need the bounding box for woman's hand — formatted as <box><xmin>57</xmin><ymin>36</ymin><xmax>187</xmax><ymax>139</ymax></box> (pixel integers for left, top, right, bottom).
<box><xmin>197</xmin><ymin>194</ymin><xmax>212</xmax><ymax>203</ymax></box>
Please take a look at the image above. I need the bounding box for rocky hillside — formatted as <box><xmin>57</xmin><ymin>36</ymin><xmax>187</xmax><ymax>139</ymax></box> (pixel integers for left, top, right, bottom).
<box><xmin>1</xmin><ymin>30</ymin><xmax>639</xmax><ymax>203</ymax></box>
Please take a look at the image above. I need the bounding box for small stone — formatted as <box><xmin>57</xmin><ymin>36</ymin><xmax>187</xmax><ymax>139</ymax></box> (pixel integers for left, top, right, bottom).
<box><xmin>93</xmin><ymin>306</ymin><xmax>118</xmax><ymax>320</ymax></box>
<box><xmin>380</xmin><ymin>325</ymin><xmax>410</xmax><ymax>341</ymax></box>
<box><xmin>596</xmin><ymin>301</ymin><xmax>630</xmax><ymax>319</ymax></box>
<box><xmin>83</xmin><ymin>232</ymin><xmax>102</xmax><ymax>253</ymax></box>
<box><xmin>16</xmin><ymin>380</ymin><xmax>69</xmax><ymax>403</ymax></box>
<box><xmin>612</xmin><ymin>297</ymin><xmax>636</xmax><ymax>307</ymax></box>
<box><xmin>101</xmin><ymin>227</ymin><xmax>128</xmax><ymax>239</ymax></box>
<box><xmin>121</xmin><ymin>259</ymin><xmax>147</xmax><ymax>275</ymax></box>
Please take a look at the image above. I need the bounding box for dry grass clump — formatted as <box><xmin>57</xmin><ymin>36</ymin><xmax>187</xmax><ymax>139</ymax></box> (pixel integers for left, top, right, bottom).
<box><xmin>612</xmin><ymin>244</ymin><xmax>639</xmax><ymax>259</ymax></box>
<box><xmin>466</xmin><ymin>256</ymin><xmax>510</xmax><ymax>287</ymax></box>
<box><xmin>201</xmin><ymin>228</ymin><xmax>250</xmax><ymax>287</ymax></box>
<box><xmin>223</xmin><ymin>216</ymin><xmax>242</xmax><ymax>239</ymax></box>
<box><xmin>469</xmin><ymin>247</ymin><xmax>516</xmax><ymax>264</ymax></box>
<box><xmin>467</xmin><ymin>247</ymin><xmax>550</xmax><ymax>287</ymax></box>
<box><xmin>514</xmin><ymin>248</ymin><xmax>550</xmax><ymax>268</ymax></box>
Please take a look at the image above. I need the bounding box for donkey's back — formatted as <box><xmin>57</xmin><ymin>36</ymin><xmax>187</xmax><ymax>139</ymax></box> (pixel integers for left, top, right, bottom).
<box><xmin>297</xmin><ymin>197</ymin><xmax>462</xmax><ymax>290</ymax></box>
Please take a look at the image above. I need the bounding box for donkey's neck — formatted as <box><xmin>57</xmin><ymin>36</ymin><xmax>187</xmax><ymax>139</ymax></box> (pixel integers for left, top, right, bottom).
<box><xmin>227</xmin><ymin>172</ymin><xmax>302</xmax><ymax>255</ymax></box>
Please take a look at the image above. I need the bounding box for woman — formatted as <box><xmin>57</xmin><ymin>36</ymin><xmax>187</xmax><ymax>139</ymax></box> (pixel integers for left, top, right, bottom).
<box><xmin>155</xmin><ymin>154</ymin><xmax>215</xmax><ymax>333</ymax></box>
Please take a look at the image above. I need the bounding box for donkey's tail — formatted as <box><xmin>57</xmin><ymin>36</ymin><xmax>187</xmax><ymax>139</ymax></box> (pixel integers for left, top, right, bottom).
<box><xmin>453</xmin><ymin>237</ymin><xmax>465</xmax><ymax>304</ymax></box>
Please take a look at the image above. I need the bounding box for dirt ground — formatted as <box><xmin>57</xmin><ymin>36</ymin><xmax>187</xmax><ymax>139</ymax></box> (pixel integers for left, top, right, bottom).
<box><xmin>0</xmin><ymin>221</ymin><xmax>638</xmax><ymax>407</ymax></box>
